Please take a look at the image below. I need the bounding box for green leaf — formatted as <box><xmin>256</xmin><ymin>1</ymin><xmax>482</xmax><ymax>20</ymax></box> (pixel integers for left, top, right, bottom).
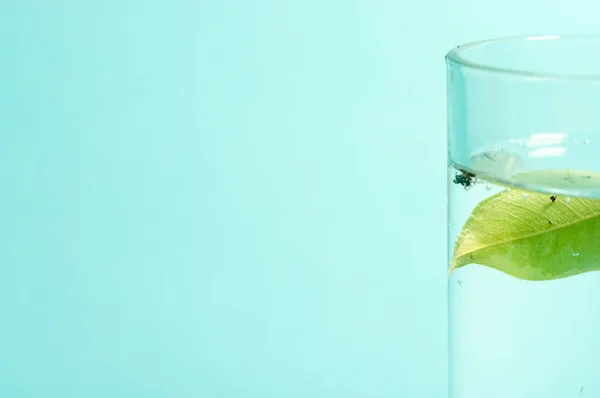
<box><xmin>450</xmin><ymin>170</ymin><xmax>600</xmax><ymax>281</ymax></box>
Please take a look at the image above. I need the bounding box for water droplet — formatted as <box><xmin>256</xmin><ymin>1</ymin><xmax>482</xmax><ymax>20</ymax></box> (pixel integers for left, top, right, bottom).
<box><xmin>572</xmin><ymin>138</ymin><xmax>579</xmax><ymax>145</ymax></box>
<box><xmin>565</xmin><ymin>197</ymin><xmax>571</xmax><ymax>204</ymax></box>
<box><xmin>572</xmin><ymin>251</ymin><xmax>580</xmax><ymax>257</ymax></box>
<box><xmin>585</xmin><ymin>139</ymin><xmax>591</xmax><ymax>146</ymax></box>
<box><xmin>517</xmin><ymin>141</ymin><xmax>525</xmax><ymax>148</ymax></box>
<box><xmin>465</xmin><ymin>186</ymin><xmax>471</xmax><ymax>191</ymax></box>
<box><xmin>522</xmin><ymin>193</ymin><xmax>528</xmax><ymax>199</ymax></box>
<box><xmin>506</xmin><ymin>188</ymin><xmax>511</xmax><ymax>192</ymax></box>
<box><xmin>485</xmin><ymin>184</ymin><xmax>492</xmax><ymax>191</ymax></box>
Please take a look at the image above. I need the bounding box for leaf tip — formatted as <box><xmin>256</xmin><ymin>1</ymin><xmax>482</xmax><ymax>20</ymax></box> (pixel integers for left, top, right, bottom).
<box><xmin>448</xmin><ymin>259</ymin><xmax>461</xmax><ymax>277</ymax></box>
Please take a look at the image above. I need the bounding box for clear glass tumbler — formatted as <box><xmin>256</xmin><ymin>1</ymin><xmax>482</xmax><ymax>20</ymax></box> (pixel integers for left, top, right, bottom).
<box><xmin>447</xmin><ymin>36</ymin><xmax>600</xmax><ymax>398</ymax></box>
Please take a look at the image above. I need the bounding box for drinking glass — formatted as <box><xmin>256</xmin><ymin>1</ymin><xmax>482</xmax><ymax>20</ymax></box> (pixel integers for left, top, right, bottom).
<box><xmin>447</xmin><ymin>35</ymin><xmax>600</xmax><ymax>398</ymax></box>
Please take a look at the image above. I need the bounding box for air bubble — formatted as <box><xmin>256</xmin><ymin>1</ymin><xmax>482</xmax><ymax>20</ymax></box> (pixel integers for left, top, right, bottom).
<box><xmin>585</xmin><ymin>139</ymin><xmax>591</xmax><ymax>146</ymax></box>
<box><xmin>564</xmin><ymin>197</ymin><xmax>571</xmax><ymax>204</ymax></box>
<box><xmin>572</xmin><ymin>251</ymin><xmax>580</xmax><ymax>257</ymax></box>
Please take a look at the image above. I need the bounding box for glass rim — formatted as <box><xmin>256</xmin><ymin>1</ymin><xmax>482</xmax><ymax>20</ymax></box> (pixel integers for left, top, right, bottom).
<box><xmin>445</xmin><ymin>34</ymin><xmax>600</xmax><ymax>81</ymax></box>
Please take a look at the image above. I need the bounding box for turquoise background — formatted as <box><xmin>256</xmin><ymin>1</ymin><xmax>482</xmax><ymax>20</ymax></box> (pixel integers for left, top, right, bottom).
<box><xmin>1</xmin><ymin>1</ymin><xmax>598</xmax><ymax>397</ymax></box>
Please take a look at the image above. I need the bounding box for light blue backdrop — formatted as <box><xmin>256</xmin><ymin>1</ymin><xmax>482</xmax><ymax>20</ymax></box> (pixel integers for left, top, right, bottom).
<box><xmin>0</xmin><ymin>1</ymin><xmax>598</xmax><ymax>397</ymax></box>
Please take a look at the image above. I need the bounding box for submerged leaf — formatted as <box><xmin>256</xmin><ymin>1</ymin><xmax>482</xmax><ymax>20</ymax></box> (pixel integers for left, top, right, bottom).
<box><xmin>450</xmin><ymin>172</ymin><xmax>600</xmax><ymax>281</ymax></box>
<box><xmin>511</xmin><ymin>169</ymin><xmax>600</xmax><ymax>193</ymax></box>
